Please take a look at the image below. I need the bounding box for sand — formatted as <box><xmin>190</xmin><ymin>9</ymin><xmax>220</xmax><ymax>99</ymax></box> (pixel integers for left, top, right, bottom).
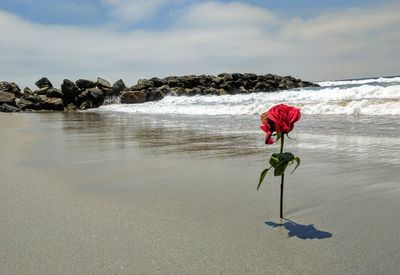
<box><xmin>0</xmin><ymin>113</ymin><xmax>399</xmax><ymax>274</ymax></box>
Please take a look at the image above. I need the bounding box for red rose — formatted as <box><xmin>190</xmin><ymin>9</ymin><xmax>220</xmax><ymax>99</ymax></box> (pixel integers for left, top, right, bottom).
<box><xmin>260</xmin><ymin>104</ymin><xmax>301</xmax><ymax>144</ymax></box>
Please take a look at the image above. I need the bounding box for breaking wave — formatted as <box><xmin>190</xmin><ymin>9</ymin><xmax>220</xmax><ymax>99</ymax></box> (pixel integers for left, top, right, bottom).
<box><xmin>96</xmin><ymin>76</ymin><xmax>400</xmax><ymax>116</ymax></box>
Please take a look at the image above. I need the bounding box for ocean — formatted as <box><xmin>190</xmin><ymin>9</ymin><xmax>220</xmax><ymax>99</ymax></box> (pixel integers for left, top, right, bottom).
<box><xmin>96</xmin><ymin>76</ymin><xmax>400</xmax><ymax>116</ymax></box>
<box><xmin>82</xmin><ymin>76</ymin><xmax>400</xmax><ymax>163</ymax></box>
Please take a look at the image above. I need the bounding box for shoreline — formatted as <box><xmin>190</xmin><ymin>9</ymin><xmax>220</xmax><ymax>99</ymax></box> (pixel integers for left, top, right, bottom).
<box><xmin>0</xmin><ymin>73</ymin><xmax>319</xmax><ymax>113</ymax></box>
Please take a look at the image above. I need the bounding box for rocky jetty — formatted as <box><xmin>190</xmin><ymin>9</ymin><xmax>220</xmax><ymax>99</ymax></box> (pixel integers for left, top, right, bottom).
<box><xmin>0</xmin><ymin>74</ymin><xmax>318</xmax><ymax>112</ymax></box>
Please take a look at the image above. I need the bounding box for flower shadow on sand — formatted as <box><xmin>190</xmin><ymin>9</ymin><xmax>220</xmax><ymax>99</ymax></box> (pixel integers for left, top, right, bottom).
<box><xmin>265</xmin><ymin>219</ymin><xmax>332</xmax><ymax>240</ymax></box>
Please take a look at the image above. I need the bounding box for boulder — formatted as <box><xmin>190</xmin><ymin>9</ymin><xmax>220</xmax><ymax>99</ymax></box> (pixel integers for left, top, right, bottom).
<box><xmin>42</xmin><ymin>97</ymin><xmax>64</xmax><ymax>110</ymax></box>
<box><xmin>203</xmin><ymin>87</ymin><xmax>220</xmax><ymax>95</ymax></box>
<box><xmin>101</xmin><ymin>87</ymin><xmax>113</xmax><ymax>97</ymax></box>
<box><xmin>170</xmin><ymin>87</ymin><xmax>185</xmax><ymax>96</ymax></box>
<box><xmin>120</xmin><ymin>91</ymin><xmax>146</xmax><ymax>104</ymax></box>
<box><xmin>218</xmin><ymin>89</ymin><xmax>228</xmax><ymax>95</ymax></box>
<box><xmin>0</xmin><ymin>81</ymin><xmax>22</xmax><ymax>97</ymax></box>
<box><xmin>111</xmin><ymin>79</ymin><xmax>126</xmax><ymax>96</ymax></box>
<box><xmin>0</xmin><ymin>103</ymin><xmax>19</xmax><ymax>113</ymax></box>
<box><xmin>23</xmin><ymin>87</ymin><xmax>33</xmax><ymax>95</ymax></box>
<box><xmin>97</xmin><ymin>77</ymin><xmax>112</xmax><ymax>89</ymax></box>
<box><xmin>79</xmin><ymin>102</ymin><xmax>89</xmax><ymax>110</ymax></box>
<box><xmin>21</xmin><ymin>94</ymin><xmax>43</xmax><ymax>104</ymax></box>
<box><xmin>181</xmin><ymin>75</ymin><xmax>201</xmax><ymax>88</ymax></box>
<box><xmin>218</xmin><ymin>73</ymin><xmax>234</xmax><ymax>82</ymax></box>
<box><xmin>254</xmin><ymin>82</ymin><xmax>273</xmax><ymax>91</ymax></box>
<box><xmin>35</xmin><ymin>77</ymin><xmax>53</xmax><ymax>88</ymax></box>
<box><xmin>0</xmin><ymin>91</ymin><xmax>16</xmax><ymax>104</ymax></box>
<box><xmin>137</xmin><ymin>79</ymin><xmax>154</xmax><ymax>88</ymax></box>
<box><xmin>149</xmin><ymin>77</ymin><xmax>165</xmax><ymax>87</ymax></box>
<box><xmin>87</xmin><ymin>87</ymin><xmax>104</xmax><ymax>101</ymax></box>
<box><xmin>34</xmin><ymin>87</ymin><xmax>50</xmax><ymax>95</ymax></box>
<box><xmin>166</xmin><ymin>77</ymin><xmax>181</xmax><ymax>88</ymax></box>
<box><xmin>75</xmin><ymin>79</ymin><xmax>96</xmax><ymax>89</ymax></box>
<box><xmin>299</xmin><ymin>81</ymin><xmax>319</xmax><ymax>88</ymax></box>
<box><xmin>61</xmin><ymin>79</ymin><xmax>79</xmax><ymax>104</ymax></box>
<box><xmin>130</xmin><ymin>83</ymin><xmax>149</xmax><ymax>91</ymax></box>
<box><xmin>47</xmin><ymin>88</ymin><xmax>63</xmax><ymax>98</ymax></box>
<box><xmin>64</xmin><ymin>103</ymin><xmax>78</xmax><ymax>112</ymax></box>
<box><xmin>77</xmin><ymin>91</ymin><xmax>88</xmax><ymax>106</ymax></box>
<box><xmin>15</xmin><ymin>98</ymin><xmax>34</xmax><ymax>110</ymax></box>
<box><xmin>147</xmin><ymin>85</ymin><xmax>170</xmax><ymax>101</ymax></box>
<box><xmin>78</xmin><ymin>87</ymin><xmax>105</xmax><ymax>108</ymax></box>
<box><xmin>243</xmin><ymin>73</ymin><xmax>258</xmax><ymax>80</ymax></box>
<box><xmin>190</xmin><ymin>87</ymin><xmax>203</xmax><ymax>96</ymax></box>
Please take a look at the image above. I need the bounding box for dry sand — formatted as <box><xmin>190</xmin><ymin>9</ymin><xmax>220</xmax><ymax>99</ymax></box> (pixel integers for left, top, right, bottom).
<box><xmin>0</xmin><ymin>113</ymin><xmax>399</xmax><ymax>274</ymax></box>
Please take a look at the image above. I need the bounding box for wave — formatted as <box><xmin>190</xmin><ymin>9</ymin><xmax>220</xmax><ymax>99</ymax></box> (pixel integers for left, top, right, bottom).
<box><xmin>96</xmin><ymin>82</ymin><xmax>400</xmax><ymax>116</ymax></box>
<box><xmin>318</xmin><ymin>76</ymin><xmax>400</xmax><ymax>87</ymax></box>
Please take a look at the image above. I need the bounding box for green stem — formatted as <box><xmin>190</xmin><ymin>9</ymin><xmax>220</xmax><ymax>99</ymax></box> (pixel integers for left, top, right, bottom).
<box><xmin>280</xmin><ymin>134</ymin><xmax>285</xmax><ymax>219</ymax></box>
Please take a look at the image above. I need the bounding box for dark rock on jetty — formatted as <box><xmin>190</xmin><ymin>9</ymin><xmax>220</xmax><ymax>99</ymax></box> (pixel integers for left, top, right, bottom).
<box><xmin>0</xmin><ymin>74</ymin><xmax>318</xmax><ymax>112</ymax></box>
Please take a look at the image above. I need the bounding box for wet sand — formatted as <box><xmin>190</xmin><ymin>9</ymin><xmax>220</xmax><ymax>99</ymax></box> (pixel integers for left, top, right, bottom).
<box><xmin>0</xmin><ymin>113</ymin><xmax>399</xmax><ymax>274</ymax></box>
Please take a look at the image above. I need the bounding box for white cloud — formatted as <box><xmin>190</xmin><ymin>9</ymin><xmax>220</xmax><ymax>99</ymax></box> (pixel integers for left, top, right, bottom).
<box><xmin>102</xmin><ymin>0</ymin><xmax>172</xmax><ymax>23</ymax></box>
<box><xmin>175</xmin><ymin>1</ymin><xmax>278</xmax><ymax>29</ymax></box>
<box><xmin>0</xmin><ymin>1</ymin><xmax>399</xmax><ymax>88</ymax></box>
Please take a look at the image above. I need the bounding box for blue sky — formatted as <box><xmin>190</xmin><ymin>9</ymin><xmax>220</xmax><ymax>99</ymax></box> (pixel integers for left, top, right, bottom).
<box><xmin>0</xmin><ymin>0</ymin><xmax>389</xmax><ymax>27</ymax></box>
<box><xmin>0</xmin><ymin>0</ymin><xmax>399</xmax><ymax>87</ymax></box>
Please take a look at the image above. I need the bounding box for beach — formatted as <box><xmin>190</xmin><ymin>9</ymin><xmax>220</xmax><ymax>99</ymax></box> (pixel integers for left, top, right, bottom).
<box><xmin>1</xmin><ymin>111</ymin><xmax>399</xmax><ymax>274</ymax></box>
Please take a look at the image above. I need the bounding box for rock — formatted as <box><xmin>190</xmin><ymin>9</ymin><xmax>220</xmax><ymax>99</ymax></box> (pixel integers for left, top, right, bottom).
<box><xmin>97</xmin><ymin>77</ymin><xmax>112</xmax><ymax>89</ymax></box>
<box><xmin>64</xmin><ymin>103</ymin><xmax>77</xmax><ymax>112</ymax></box>
<box><xmin>23</xmin><ymin>87</ymin><xmax>33</xmax><ymax>95</ymax></box>
<box><xmin>35</xmin><ymin>77</ymin><xmax>53</xmax><ymax>89</ymax></box>
<box><xmin>166</xmin><ymin>77</ymin><xmax>181</xmax><ymax>88</ymax></box>
<box><xmin>299</xmin><ymin>81</ymin><xmax>319</xmax><ymax>88</ymax></box>
<box><xmin>21</xmin><ymin>94</ymin><xmax>43</xmax><ymax>104</ymax></box>
<box><xmin>75</xmin><ymin>79</ymin><xmax>96</xmax><ymax>89</ymax></box>
<box><xmin>101</xmin><ymin>87</ymin><xmax>113</xmax><ymax>97</ymax></box>
<box><xmin>203</xmin><ymin>87</ymin><xmax>220</xmax><ymax>95</ymax></box>
<box><xmin>137</xmin><ymin>79</ymin><xmax>154</xmax><ymax>88</ymax></box>
<box><xmin>34</xmin><ymin>87</ymin><xmax>50</xmax><ymax>95</ymax></box>
<box><xmin>15</xmin><ymin>98</ymin><xmax>34</xmax><ymax>110</ymax></box>
<box><xmin>149</xmin><ymin>77</ymin><xmax>165</xmax><ymax>87</ymax></box>
<box><xmin>130</xmin><ymin>83</ymin><xmax>149</xmax><ymax>91</ymax></box>
<box><xmin>78</xmin><ymin>87</ymin><xmax>105</xmax><ymax>108</ymax></box>
<box><xmin>0</xmin><ymin>73</ymin><xmax>319</xmax><ymax>110</ymax></box>
<box><xmin>254</xmin><ymin>82</ymin><xmax>273</xmax><ymax>91</ymax></box>
<box><xmin>88</xmin><ymin>87</ymin><xmax>103</xmax><ymax>98</ymax></box>
<box><xmin>181</xmin><ymin>75</ymin><xmax>201</xmax><ymax>89</ymax></box>
<box><xmin>94</xmin><ymin>77</ymin><xmax>113</xmax><ymax>96</ymax></box>
<box><xmin>111</xmin><ymin>79</ymin><xmax>126</xmax><ymax>96</ymax></box>
<box><xmin>218</xmin><ymin>89</ymin><xmax>227</xmax><ymax>95</ymax></box>
<box><xmin>0</xmin><ymin>103</ymin><xmax>19</xmax><ymax>112</ymax></box>
<box><xmin>243</xmin><ymin>73</ymin><xmax>258</xmax><ymax>80</ymax></box>
<box><xmin>0</xmin><ymin>91</ymin><xmax>16</xmax><ymax>104</ymax></box>
<box><xmin>232</xmin><ymin>73</ymin><xmax>244</xmax><ymax>80</ymax></box>
<box><xmin>47</xmin><ymin>88</ymin><xmax>63</xmax><ymax>98</ymax></box>
<box><xmin>147</xmin><ymin>85</ymin><xmax>170</xmax><ymax>101</ymax></box>
<box><xmin>190</xmin><ymin>87</ymin><xmax>203</xmax><ymax>96</ymax></box>
<box><xmin>218</xmin><ymin>73</ymin><xmax>234</xmax><ymax>82</ymax></box>
<box><xmin>61</xmin><ymin>79</ymin><xmax>79</xmax><ymax>104</ymax></box>
<box><xmin>219</xmin><ymin>82</ymin><xmax>237</xmax><ymax>94</ymax></box>
<box><xmin>0</xmin><ymin>82</ymin><xmax>22</xmax><ymax>97</ymax></box>
<box><xmin>170</xmin><ymin>87</ymin><xmax>185</xmax><ymax>96</ymax></box>
<box><xmin>120</xmin><ymin>91</ymin><xmax>146</xmax><ymax>104</ymax></box>
<box><xmin>79</xmin><ymin>102</ymin><xmax>89</xmax><ymax>110</ymax></box>
<box><xmin>42</xmin><ymin>97</ymin><xmax>64</xmax><ymax>110</ymax></box>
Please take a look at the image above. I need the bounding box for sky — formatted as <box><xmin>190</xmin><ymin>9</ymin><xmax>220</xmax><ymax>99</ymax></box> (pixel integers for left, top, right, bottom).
<box><xmin>0</xmin><ymin>0</ymin><xmax>399</xmax><ymax>87</ymax></box>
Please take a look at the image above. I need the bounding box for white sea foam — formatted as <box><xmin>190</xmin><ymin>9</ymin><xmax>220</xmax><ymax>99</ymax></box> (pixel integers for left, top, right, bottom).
<box><xmin>96</xmin><ymin>78</ymin><xmax>400</xmax><ymax>116</ymax></box>
<box><xmin>318</xmin><ymin>76</ymin><xmax>400</xmax><ymax>87</ymax></box>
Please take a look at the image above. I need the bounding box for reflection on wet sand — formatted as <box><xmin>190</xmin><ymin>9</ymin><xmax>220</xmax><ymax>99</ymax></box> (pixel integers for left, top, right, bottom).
<box><xmin>38</xmin><ymin>112</ymin><xmax>264</xmax><ymax>158</ymax></box>
<box><xmin>36</xmin><ymin>112</ymin><xmax>400</xmax><ymax>163</ymax></box>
